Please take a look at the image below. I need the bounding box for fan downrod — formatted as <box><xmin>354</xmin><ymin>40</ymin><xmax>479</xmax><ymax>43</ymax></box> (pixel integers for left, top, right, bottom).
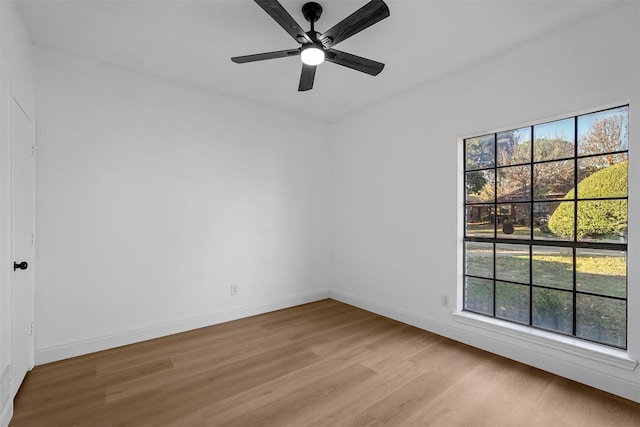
<box><xmin>302</xmin><ymin>2</ymin><xmax>323</xmax><ymax>23</ymax></box>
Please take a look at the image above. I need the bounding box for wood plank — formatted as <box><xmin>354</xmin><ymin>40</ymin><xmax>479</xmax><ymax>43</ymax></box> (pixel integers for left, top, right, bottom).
<box><xmin>10</xmin><ymin>299</ymin><xmax>640</xmax><ymax>426</ymax></box>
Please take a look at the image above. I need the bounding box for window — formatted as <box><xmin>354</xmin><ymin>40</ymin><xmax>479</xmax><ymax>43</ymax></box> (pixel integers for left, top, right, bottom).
<box><xmin>463</xmin><ymin>105</ymin><xmax>628</xmax><ymax>349</ymax></box>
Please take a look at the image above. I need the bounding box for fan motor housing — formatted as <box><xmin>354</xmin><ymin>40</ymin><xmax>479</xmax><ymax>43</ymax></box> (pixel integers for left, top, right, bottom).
<box><xmin>302</xmin><ymin>2</ymin><xmax>323</xmax><ymax>23</ymax></box>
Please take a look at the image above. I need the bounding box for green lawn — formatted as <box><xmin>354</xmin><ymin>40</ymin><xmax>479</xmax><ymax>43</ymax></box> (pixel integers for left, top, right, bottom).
<box><xmin>464</xmin><ymin>250</ymin><xmax>626</xmax><ymax>347</ymax></box>
<box><xmin>465</xmin><ymin>252</ymin><xmax>626</xmax><ymax>297</ymax></box>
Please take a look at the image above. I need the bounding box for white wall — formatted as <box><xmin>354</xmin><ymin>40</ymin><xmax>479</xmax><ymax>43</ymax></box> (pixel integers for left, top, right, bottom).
<box><xmin>34</xmin><ymin>47</ymin><xmax>329</xmax><ymax>363</ymax></box>
<box><xmin>0</xmin><ymin>1</ymin><xmax>35</xmax><ymax>425</ymax></box>
<box><xmin>329</xmin><ymin>1</ymin><xmax>640</xmax><ymax>402</ymax></box>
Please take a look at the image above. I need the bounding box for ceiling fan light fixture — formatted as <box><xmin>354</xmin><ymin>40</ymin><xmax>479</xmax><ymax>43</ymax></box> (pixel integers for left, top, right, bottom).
<box><xmin>231</xmin><ymin>0</ymin><xmax>390</xmax><ymax>91</ymax></box>
<box><xmin>301</xmin><ymin>44</ymin><xmax>325</xmax><ymax>65</ymax></box>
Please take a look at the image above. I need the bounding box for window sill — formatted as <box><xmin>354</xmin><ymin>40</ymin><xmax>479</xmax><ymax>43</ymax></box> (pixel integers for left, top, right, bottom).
<box><xmin>453</xmin><ymin>311</ymin><xmax>637</xmax><ymax>371</ymax></box>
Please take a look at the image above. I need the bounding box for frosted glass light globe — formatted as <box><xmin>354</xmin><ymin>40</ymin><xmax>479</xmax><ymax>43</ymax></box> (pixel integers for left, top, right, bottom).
<box><xmin>301</xmin><ymin>46</ymin><xmax>325</xmax><ymax>65</ymax></box>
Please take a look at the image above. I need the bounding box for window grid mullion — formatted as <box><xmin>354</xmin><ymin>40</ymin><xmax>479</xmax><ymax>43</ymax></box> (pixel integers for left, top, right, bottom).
<box><xmin>572</xmin><ymin>116</ymin><xmax>578</xmax><ymax>337</ymax></box>
<box><xmin>493</xmin><ymin>133</ymin><xmax>497</xmax><ymax>317</ymax></box>
<box><xmin>529</xmin><ymin>125</ymin><xmax>534</xmax><ymax>326</ymax></box>
<box><xmin>462</xmin><ymin>106</ymin><xmax>627</xmax><ymax>349</ymax></box>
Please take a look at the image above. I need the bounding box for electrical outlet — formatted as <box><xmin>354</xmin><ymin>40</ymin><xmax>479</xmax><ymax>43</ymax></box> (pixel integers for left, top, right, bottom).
<box><xmin>441</xmin><ymin>294</ymin><xmax>449</xmax><ymax>308</ymax></box>
<box><xmin>230</xmin><ymin>284</ymin><xmax>238</xmax><ymax>295</ymax></box>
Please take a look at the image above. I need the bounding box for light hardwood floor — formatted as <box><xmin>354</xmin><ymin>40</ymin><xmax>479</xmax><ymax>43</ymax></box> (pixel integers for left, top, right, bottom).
<box><xmin>10</xmin><ymin>299</ymin><xmax>640</xmax><ymax>426</ymax></box>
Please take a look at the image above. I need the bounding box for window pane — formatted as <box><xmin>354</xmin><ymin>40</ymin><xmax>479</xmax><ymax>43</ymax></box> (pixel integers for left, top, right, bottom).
<box><xmin>466</xmin><ymin>170</ymin><xmax>495</xmax><ymax>203</ymax></box>
<box><xmin>533</xmin><ymin>160</ymin><xmax>573</xmax><ymax>200</ymax></box>
<box><xmin>533</xmin><ymin>118</ymin><xmax>575</xmax><ymax>162</ymax></box>
<box><xmin>496</xmin><ymin>203</ymin><xmax>530</xmax><ymax>239</ymax></box>
<box><xmin>497</xmin><ymin>127</ymin><xmax>531</xmax><ymax>166</ymax></box>
<box><xmin>496</xmin><ymin>281</ymin><xmax>529</xmax><ymax>324</ymax></box>
<box><xmin>495</xmin><ymin>244</ymin><xmax>529</xmax><ymax>284</ymax></box>
<box><xmin>576</xmin><ymin>294</ymin><xmax>626</xmax><ymax>348</ymax></box>
<box><xmin>535</xmin><ymin>201</ymin><xmax>574</xmax><ymax>241</ymax></box>
<box><xmin>577</xmin><ymin>200</ymin><xmax>627</xmax><ymax>243</ymax></box>
<box><xmin>465</xmin><ymin>242</ymin><xmax>493</xmax><ymax>279</ymax></box>
<box><xmin>578</xmin><ymin>106</ymin><xmax>628</xmax><ymax>157</ymax></box>
<box><xmin>463</xmin><ymin>105</ymin><xmax>628</xmax><ymax>349</ymax></box>
<box><xmin>466</xmin><ymin>134</ymin><xmax>495</xmax><ymax>170</ymax></box>
<box><xmin>576</xmin><ymin>248</ymin><xmax>626</xmax><ymax>298</ymax></box>
<box><xmin>532</xmin><ymin>287</ymin><xmax>573</xmax><ymax>334</ymax></box>
<box><xmin>464</xmin><ymin>277</ymin><xmax>493</xmax><ymax>315</ymax></box>
<box><xmin>465</xmin><ymin>204</ymin><xmax>494</xmax><ymax>238</ymax></box>
<box><xmin>532</xmin><ymin>246</ymin><xmax>573</xmax><ymax>290</ymax></box>
<box><xmin>576</xmin><ymin>158</ymin><xmax>627</xmax><ymax>199</ymax></box>
<box><xmin>497</xmin><ymin>165</ymin><xmax>530</xmax><ymax>202</ymax></box>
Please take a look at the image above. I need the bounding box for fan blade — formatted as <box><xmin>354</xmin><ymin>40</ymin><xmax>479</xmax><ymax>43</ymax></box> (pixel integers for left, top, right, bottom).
<box><xmin>319</xmin><ymin>0</ymin><xmax>389</xmax><ymax>48</ymax></box>
<box><xmin>298</xmin><ymin>64</ymin><xmax>316</xmax><ymax>91</ymax></box>
<box><xmin>254</xmin><ymin>0</ymin><xmax>312</xmax><ymax>44</ymax></box>
<box><xmin>325</xmin><ymin>49</ymin><xmax>384</xmax><ymax>76</ymax></box>
<box><xmin>231</xmin><ymin>48</ymin><xmax>300</xmax><ymax>64</ymax></box>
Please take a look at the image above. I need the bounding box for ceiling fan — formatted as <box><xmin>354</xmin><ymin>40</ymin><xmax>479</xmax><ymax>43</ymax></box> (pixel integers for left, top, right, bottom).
<box><xmin>231</xmin><ymin>0</ymin><xmax>390</xmax><ymax>91</ymax></box>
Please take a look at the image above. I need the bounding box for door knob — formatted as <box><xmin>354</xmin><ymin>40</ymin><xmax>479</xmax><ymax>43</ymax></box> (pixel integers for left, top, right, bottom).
<box><xmin>13</xmin><ymin>261</ymin><xmax>28</xmax><ymax>271</ymax></box>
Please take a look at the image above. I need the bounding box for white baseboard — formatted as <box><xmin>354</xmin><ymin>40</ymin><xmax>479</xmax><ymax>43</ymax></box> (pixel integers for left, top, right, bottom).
<box><xmin>32</xmin><ymin>287</ymin><xmax>640</xmax><ymax>403</ymax></box>
<box><xmin>329</xmin><ymin>289</ymin><xmax>640</xmax><ymax>403</ymax></box>
<box><xmin>35</xmin><ymin>289</ymin><xmax>330</xmax><ymax>365</ymax></box>
<box><xmin>0</xmin><ymin>402</ymin><xmax>11</xmax><ymax>427</ymax></box>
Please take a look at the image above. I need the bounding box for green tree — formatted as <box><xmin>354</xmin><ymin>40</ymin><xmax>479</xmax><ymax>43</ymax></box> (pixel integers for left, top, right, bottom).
<box><xmin>465</xmin><ymin>135</ymin><xmax>494</xmax><ymax>170</ymax></box>
<box><xmin>548</xmin><ymin>161</ymin><xmax>627</xmax><ymax>239</ymax></box>
<box><xmin>466</xmin><ymin>170</ymin><xmax>487</xmax><ymax>194</ymax></box>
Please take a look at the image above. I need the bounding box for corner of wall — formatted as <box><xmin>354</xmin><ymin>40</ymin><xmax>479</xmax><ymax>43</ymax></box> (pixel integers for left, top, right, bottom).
<box><xmin>36</xmin><ymin>289</ymin><xmax>330</xmax><ymax>365</ymax></box>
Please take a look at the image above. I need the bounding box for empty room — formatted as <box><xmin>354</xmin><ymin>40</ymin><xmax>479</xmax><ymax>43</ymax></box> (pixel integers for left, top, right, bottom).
<box><xmin>1</xmin><ymin>0</ymin><xmax>639</xmax><ymax>425</ymax></box>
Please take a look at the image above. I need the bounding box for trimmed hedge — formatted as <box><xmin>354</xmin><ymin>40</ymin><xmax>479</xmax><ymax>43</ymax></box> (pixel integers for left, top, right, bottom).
<box><xmin>548</xmin><ymin>161</ymin><xmax>627</xmax><ymax>239</ymax></box>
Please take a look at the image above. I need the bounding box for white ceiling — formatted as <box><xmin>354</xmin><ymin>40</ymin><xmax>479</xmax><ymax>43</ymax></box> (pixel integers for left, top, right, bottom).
<box><xmin>17</xmin><ymin>0</ymin><xmax>617</xmax><ymax>122</ymax></box>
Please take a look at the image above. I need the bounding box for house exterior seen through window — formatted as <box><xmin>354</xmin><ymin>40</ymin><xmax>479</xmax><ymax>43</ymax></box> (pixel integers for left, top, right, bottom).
<box><xmin>463</xmin><ymin>105</ymin><xmax>628</xmax><ymax>349</ymax></box>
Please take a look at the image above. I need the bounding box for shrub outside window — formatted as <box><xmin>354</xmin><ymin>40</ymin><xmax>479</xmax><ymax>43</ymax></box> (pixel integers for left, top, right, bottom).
<box><xmin>463</xmin><ymin>105</ymin><xmax>628</xmax><ymax>349</ymax></box>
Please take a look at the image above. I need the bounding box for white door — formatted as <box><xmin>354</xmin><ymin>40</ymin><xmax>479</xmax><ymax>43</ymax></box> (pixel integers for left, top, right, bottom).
<box><xmin>10</xmin><ymin>95</ymin><xmax>35</xmax><ymax>398</ymax></box>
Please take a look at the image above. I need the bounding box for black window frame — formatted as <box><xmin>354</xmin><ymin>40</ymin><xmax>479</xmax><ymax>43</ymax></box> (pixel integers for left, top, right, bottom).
<box><xmin>463</xmin><ymin>105</ymin><xmax>629</xmax><ymax>349</ymax></box>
